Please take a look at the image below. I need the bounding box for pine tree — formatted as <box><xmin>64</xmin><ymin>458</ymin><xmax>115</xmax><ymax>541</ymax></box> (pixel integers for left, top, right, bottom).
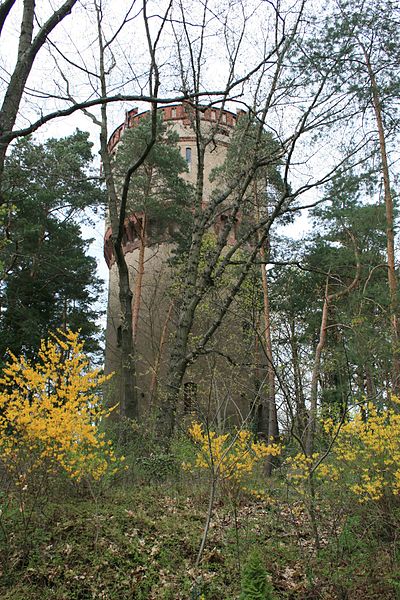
<box><xmin>306</xmin><ymin>0</ymin><xmax>400</xmax><ymax>391</ymax></box>
<box><xmin>0</xmin><ymin>131</ymin><xmax>104</xmax><ymax>361</ymax></box>
<box><xmin>112</xmin><ymin>112</ymin><xmax>193</xmax><ymax>342</ymax></box>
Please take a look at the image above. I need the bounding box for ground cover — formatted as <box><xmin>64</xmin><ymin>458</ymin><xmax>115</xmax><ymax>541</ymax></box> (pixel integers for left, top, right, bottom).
<box><xmin>0</xmin><ymin>477</ymin><xmax>398</xmax><ymax>599</ymax></box>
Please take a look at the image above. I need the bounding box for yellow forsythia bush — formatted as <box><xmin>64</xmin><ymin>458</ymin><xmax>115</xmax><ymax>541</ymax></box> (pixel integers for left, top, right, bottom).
<box><xmin>319</xmin><ymin>398</ymin><xmax>400</xmax><ymax>502</ymax></box>
<box><xmin>286</xmin><ymin>398</ymin><xmax>400</xmax><ymax>503</ymax></box>
<box><xmin>285</xmin><ymin>452</ymin><xmax>320</xmax><ymax>485</ymax></box>
<box><xmin>0</xmin><ymin>329</ymin><xmax>117</xmax><ymax>483</ymax></box>
<box><xmin>184</xmin><ymin>422</ymin><xmax>281</xmax><ymax>486</ymax></box>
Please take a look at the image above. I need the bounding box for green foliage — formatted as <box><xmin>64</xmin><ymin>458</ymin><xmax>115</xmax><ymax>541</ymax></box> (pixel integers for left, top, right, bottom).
<box><xmin>106</xmin><ymin>418</ymin><xmax>195</xmax><ymax>484</ymax></box>
<box><xmin>0</xmin><ymin>131</ymin><xmax>104</xmax><ymax>360</ymax></box>
<box><xmin>270</xmin><ymin>168</ymin><xmax>393</xmax><ymax>424</ymax></box>
<box><xmin>309</xmin><ymin>174</ymin><xmax>390</xmax><ymax>403</ymax></box>
<box><xmin>240</xmin><ymin>550</ymin><xmax>276</xmax><ymax>600</ymax></box>
<box><xmin>0</xmin><ymin>463</ymin><xmax>398</xmax><ymax>599</ymax></box>
<box><xmin>210</xmin><ymin>112</ymin><xmax>289</xmax><ymax>236</ymax></box>
<box><xmin>315</xmin><ymin>503</ymin><xmax>399</xmax><ymax>599</ymax></box>
<box><xmin>211</xmin><ymin>113</ymin><xmax>284</xmax><ymax>193</ymax></box>
<box><xmin>114</xmin><ymin>113</ymin><xmax>194</xmax><ymax>253</ymax></box>
<box><xmin>304</xmin><ymin>0</ymin><xmax>400</xmax><ymax>132</ymax></box>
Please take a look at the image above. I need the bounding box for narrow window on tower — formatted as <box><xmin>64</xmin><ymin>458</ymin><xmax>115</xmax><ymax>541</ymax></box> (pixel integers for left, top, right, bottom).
<box><xmin>185</xmin><ymin>147</ymin><xmax>192</xmax><ymax>171</ymax></box>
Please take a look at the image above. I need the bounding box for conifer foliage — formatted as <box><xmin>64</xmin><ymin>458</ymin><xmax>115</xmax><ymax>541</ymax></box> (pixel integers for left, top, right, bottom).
<box><xmin>0</xmin><ymin>131</ymin><xmax>104</xmax><ymax>361</ymax></box>
<box><xmin>240</xmin><ymin>549</ymin><xmax>276</xmax><ymax>600</ymax></box>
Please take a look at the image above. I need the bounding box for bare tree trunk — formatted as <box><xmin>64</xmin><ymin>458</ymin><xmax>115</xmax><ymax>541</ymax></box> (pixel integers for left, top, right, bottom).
<box><xmin>100</xmin><ymin>133</ymin><xmax>137</xmax><ymax>420</ymax></box>
<box><xmin>149</xmin><ymin>299</ymin><xmax>174</xmax><ymax>406</ymax></box>
<box><xmin>255</xmin><ymin>182</ymin><xmax>278</xmax><ymax>472</ymax></box>
<box><xmin>253</xmin><ymin>321</ymin><xmax>269</xmax><ymax>436</ymax></box>
<box><xmin>162</xmin><ymin>176</ymin><xmax>289</xmax><ymax>439</ymax></box>
<box><xmin>362</xmin><ymin>48</ymin><xmax>400</xmax><ymax>394</ymax></box>
<box><xmin>95</xmin><ymin>5</ymin><xmax>137</xmax><ymax>420</ymax></box>
<box><xmin>259</xmin><ymin>245</ymin><xmax>279</xmax><ymax>475</ymax></box>
<box><xmin>161</xmin><ymin>144</ymin><xmax>207</xmax><ymax>437</ymax></box>
<box><xmin>131</xmin><ymin>214</ymin><xmax>146</xmax><ymax>344</ymax></box>
<box><xmin>306</xmin><ymin>279</ymin><xmax>329</xmax><ymax>456</ymax></box>
<box><xmin>259</xmin><ymin>246</ymin><xmax>278</xmax><ymax>431</ymax></box>
<box><xmin>0</xmin><ymin>0</ymin><xmax>16</xmax><ymax>37</ymax></box>
<box><xmin>161</xmin><ymin>144</ymin><xmax>261</xmax><ymax>437</ymax></box>
<box><xmin>0</xmin><ymin>0</ymin><xmax>78</xmax><ymax>195</ymax></box>
<box><xmin>290</xmin><ymin>320</ymin><xmax>307</xmax><ymax>438</ymax></box>
<box><xmin>158</xmin><ymin>0</ymin><xmax>330</xmax><ymax>441</ymax></box>
<box><xmin>94</xmin><ymin>0</ymin><xmax>168</xmax><ymax>420</ymax></box>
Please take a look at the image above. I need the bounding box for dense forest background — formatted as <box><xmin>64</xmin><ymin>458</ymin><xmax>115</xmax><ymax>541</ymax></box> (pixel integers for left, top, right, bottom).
<box><xmin>1</xmin><ymin>0</ymin><xmax>400</xmax><ymax>598</ymax></box>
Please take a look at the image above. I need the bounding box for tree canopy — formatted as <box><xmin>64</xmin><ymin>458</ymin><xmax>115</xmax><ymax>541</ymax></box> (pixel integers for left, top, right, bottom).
<box><xmin>0</xmin><ymin>131</ymin><xmax>105</xmax><ymax>360</ymax></box>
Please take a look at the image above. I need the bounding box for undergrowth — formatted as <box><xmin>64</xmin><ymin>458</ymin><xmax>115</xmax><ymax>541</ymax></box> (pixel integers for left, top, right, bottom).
<box><xmin>0</xmin><ymin>477</ymin><xmax>398</xmax><ymax>599</ymax></box>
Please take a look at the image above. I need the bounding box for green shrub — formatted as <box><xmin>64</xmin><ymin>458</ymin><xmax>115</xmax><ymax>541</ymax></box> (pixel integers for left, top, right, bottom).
<box><xmin>240</xmin><ymin>549</ymin><xmax>276</xmax><ymax>600</ymax></box>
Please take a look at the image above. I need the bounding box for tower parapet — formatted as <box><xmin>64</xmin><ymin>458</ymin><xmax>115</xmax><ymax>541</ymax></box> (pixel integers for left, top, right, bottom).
<box><xmin>104</xmin><ymin>103</ymin><xmax>241</xmax><ymax>266</ymax></box>
<box><xmin>107</xmin><ymin>103</ymin><xmax>238</xmax><ymax>154</ymax></box>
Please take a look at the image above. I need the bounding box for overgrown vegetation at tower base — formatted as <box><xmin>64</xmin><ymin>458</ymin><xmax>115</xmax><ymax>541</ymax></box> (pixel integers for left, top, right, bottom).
<box><xmin>0</xmin><ymin>332</ymin><xmax>399</xmax><ymax>600</ymax></box>
<box><xmin>0</xmin><ymin>471</ymin><xmax>399</xmax><ymax>599</ymax></box>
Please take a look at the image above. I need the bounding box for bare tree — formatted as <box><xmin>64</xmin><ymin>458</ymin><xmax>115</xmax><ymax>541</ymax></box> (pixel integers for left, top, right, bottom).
<box><xmin>0</xmin><ymin>0</ymin><xmax>79</xmax><ymax>198</ymax></box>
<box><xmin>79</xmin><ymin>0</ymin><xmax>176</xmax><ymax>419</ymax></box>
<box><xmin>157</xmin><ymin>0</ymin><xmax>370</xmax><ymax>438</ymax></box>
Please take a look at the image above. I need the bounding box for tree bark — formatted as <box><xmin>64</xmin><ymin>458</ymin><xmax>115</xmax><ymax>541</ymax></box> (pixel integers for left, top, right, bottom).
<box><xmin>96</xmin><ymin>6</ymin><xmax>137</xmax><ymax>420</ymax></box>
<box><xmin>362</xmin><ymin>47</ymin><xmax>400</xmax><ymax>394</ymax></box>
<box><xmin>149</xmin><ymin>299</ymin><xmax>174</xmax><ymax>406</ymax></box>
<box><xmin>101</xmin><ymin>135</ymin><xmax>138</xmax><ymax>420</ymax></box>
<box><xmin>95</xmin><ymin>0</ymin><xmax>164</xmax><ymax>420</ymax></box>
<box><xmin>259</xmin><ymin>243</ymin><xmax>279</xmax><ymax>475</ymax></box>
<box><xmin>161</xmin><ymin>143</ymin><xmax>207</xmax><ymax>438</ymax></box>
<box><xmin>290</xmin><ymin>319</ymin><xmax>307</xmax><ymax>438</ymax></box>
<box><xmin>255</xmin><ymin>181</ymin><xmax>278</xmax><ymax>471</ymax></box>
<box><xmin>0</xmin><ymin>0</ymin><xmax>16</xmax><ymax>37</ymax></box>
<box><xmin>306</xmin><ymin>279</ymin><xmax>329</xmax><ymax>457</ymax></box>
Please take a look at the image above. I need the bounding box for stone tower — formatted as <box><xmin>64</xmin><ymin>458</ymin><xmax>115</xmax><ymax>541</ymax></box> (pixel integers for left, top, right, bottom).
<box><xmin>104</xmin><ymin>103</ymin><xmax>242</xmax><ymax>415</ymax></box>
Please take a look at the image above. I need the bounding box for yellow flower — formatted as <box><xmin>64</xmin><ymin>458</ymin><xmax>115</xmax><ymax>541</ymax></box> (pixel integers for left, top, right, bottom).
<box><xmin>185</xmin><ymin>422</ymin><xmax>281</xmax><ymax>492</ymax></box>
<box><xmin>318</xmin><ymin>400</ymin><xmax>400</xmax><ymax>502</ymax></box>
<box><xmin>0</xmin><ymin>329</ymin><xmax>118</xmax><ymax>483</ymax></box>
